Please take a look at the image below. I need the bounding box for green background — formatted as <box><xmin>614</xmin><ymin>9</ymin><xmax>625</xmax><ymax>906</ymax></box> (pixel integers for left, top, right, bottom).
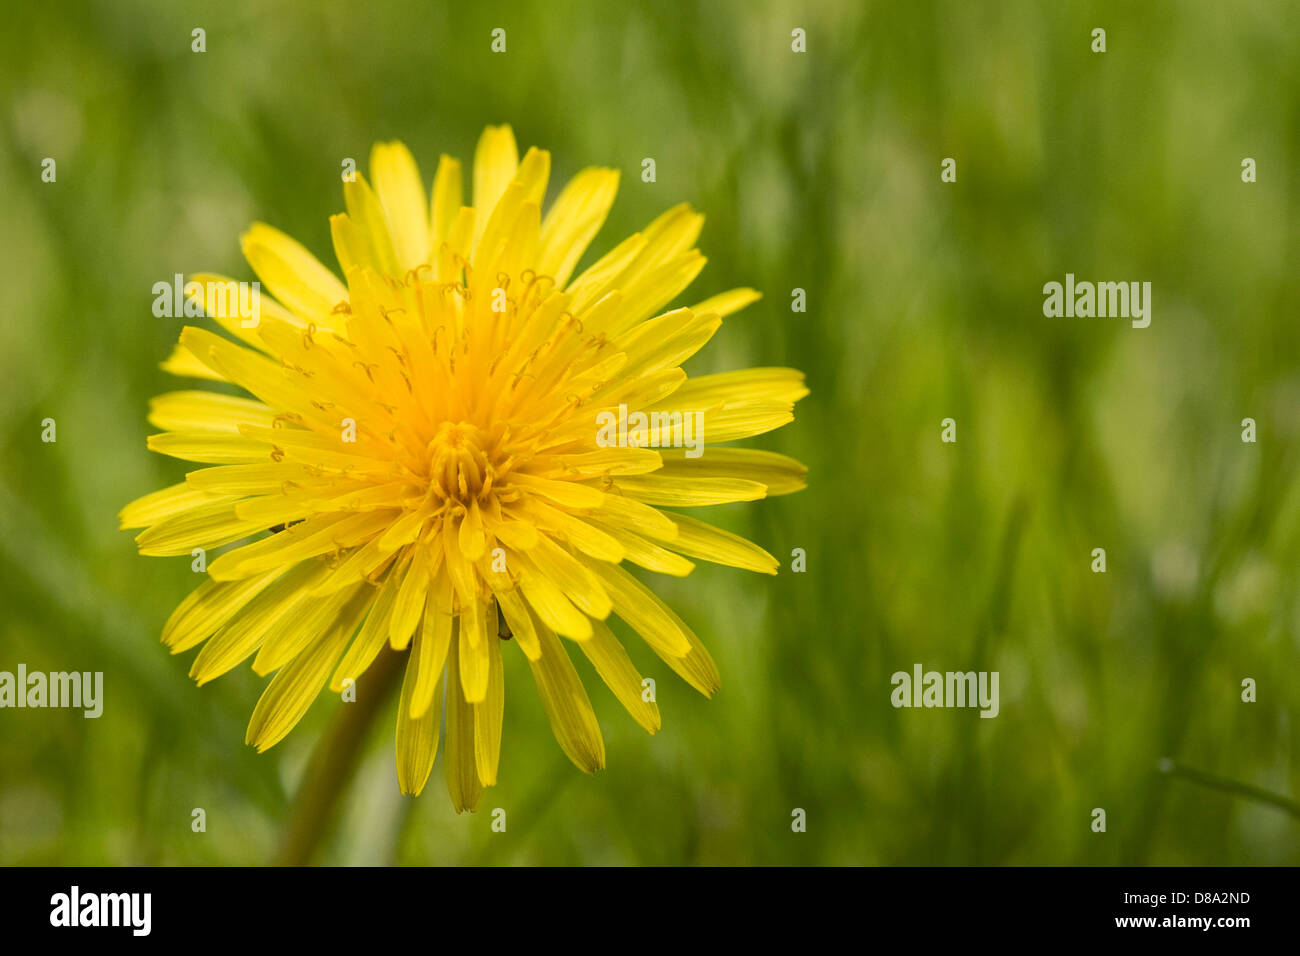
<box><xmin>1</xmin><ymin>0</ymin><xmax>1297</xmax><ymax>865</ymax></box>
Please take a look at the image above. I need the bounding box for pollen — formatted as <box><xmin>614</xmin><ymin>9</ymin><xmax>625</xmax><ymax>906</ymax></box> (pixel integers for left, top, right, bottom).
<box><xmin>425</xmin><ymin>421</ymin><xmax>500</xmax><ymax>503</ymax></box>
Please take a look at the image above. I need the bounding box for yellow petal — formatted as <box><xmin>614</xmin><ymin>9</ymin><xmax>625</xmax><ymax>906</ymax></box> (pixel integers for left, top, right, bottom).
<box><xmin>444</xmin><ymin>632</ymin><xmax>485</xmax><ymax>812</ymax></box>
<box><xmin>184</xmin><ymin>272</ymin><xmax>297</xmax><ymax>350</ymax></box>
<box><xmin>370</xmin><ymin>141</ymin><xmax>430</xmax><ymax>272</ymax></box>
<box><xmin>458</xmin><ymin>602</ymin><xmax>491</xmax><ymax>702</ymax></box>
<box><xmin>493</xmin><ymin>517</ymin><xmax>540</xmax><ymax>552</ymax></box>
<box><xmin>543</xmin><ymin>447</ymin><xmax>661</xmax><ymax>479</ymax></box>
<box><xmin>436</xmin><ymin>206</ymin><xmax>475</xmax><ymax>282</ymax></box>
<box><xmin>330</xmin><ymin>212</ymin><xmax>380</xmax><ymax>276</ymax></box>
<box><xmin>584</xmin><ymin>560</ymin><xmax>691</xmax><ymax>658</ymax></box>
<box><xmin>410</xmin><ymin>579</ymin><xmax>452</xmax><ymax>718</ymax></box>
<box><xmin>146</xmin><ymin>431</ymin><xmax>274</xmax><ymax>465</ymax></box>
<box><xmin>441</xmin><ymin>513</ymin><xmax>480</xmax><ymax>606</ymax></box>
<box><xmin>472</xmin><ymin>124</ymin><xmax>519</xmax><ymax>244</ymax></box>
<box><xmin>343</xmin><ymin>173</ymin><xmax>401</xmax><ymax>277</ymax></box>
<box><xmin>330</xmin><ymin>570</ymin><xmax>401</xmax><ymax>692</ymax></box>
<box><xmin>697</xmin><ymin>403</ymin><xmax>796</xmax><ymax>442</ymax></box>
<box><xmin>396</xmin><ymin>634</ymin><xmax>443</xmax><ymax>796</ymax></box>
<box><xmin>161</xmin><ymin>569</ymin><xmax>283</xmax><ymax>653</ymax></box>
<box><xmin>653</xmin><ymin>447</ymin><xmax>808</xmax><ymax>496</ymax></box>
<box><xmin>147</xmin><ymin>391</ymin><xmax>276</xmax><ymax>434</ymax></box>
<box><xmin>178</xmin><ymin>327</ymin><xmax>334</xmax><ymax>430</ymax></box>
<box><xmin>566</xmin><ymin>233</ymin><xmax>647</xmax><ymax>314</ymax></box>
<box><xmin>240</xmin><ymin>222</ymin><xmax>348</xmax><ymax>322</ymax></box>
<box><xmin>601</xmin><ymin>251</ymin><xmax>708</xmax><ymax>337</ymax></box>
<box><xmin>120</xmin><ymin>482</ymin><xmax>233</xmax><ymax>530</ymax></box>
<box><xmin>587</xmin><ymin>494</ymin><xmax>679</xmax><ymax>540</ymax></box>
<box><xmin>583</xmin><ymin>368</ymin><xmax>686</xmax><ymax>417</ymax></box>
<box><xmin>513</xmin><ymin>146</ymin><xmax>551</xmax><ymax>209</ymax></box>
<box><xmin>378</xmin><ymin>510</ymin><xmax>428</xmax><ymax>553</ymax></box>
<box><xmin>522</xmin><ymin>500</ymin><xmax>624</xmax><ymax>563</ymax></box>
<box><xmin>611</xmin><ymin>307</ymin><xmax>720</xmax><ymax>376</ymax></box>
<box><xmin>591</xmin><ymin>203</ymin><xmax>704</xmax><ymax>333</ymax></box>
<box><xmin>473</xmin><ymin>625</ymin><xmax>505</xmax><ymax>786</ymax></box>
<box><xmin>190</xmin><ymin>563</ymin><xmax>325</xmax><ymax>684</ymax></box>
<box><xmin>491</xmin><ymin>584</ymin><xmax>541</xmax><ymax>660</ymax></box>
<box><xmin>388</xmin><ymin>541</ymin><xmax>432</xmax><ymax>650</ymax></box>
<box><xmin>588</xmin><ymin>562</ymin><xmax>719</xmax><ymax>696</ymax></box>
<box><xmin>528</xmin><ymin>623</ymin><xmax>605</xmax><ymax>773</ymax></box>
<box><xmin>538</xmin><ymin>168</ymin><xmax>620</xmax><ymax>287</ymax></box>
<box><xmin>252</xmin><ymin>581</ymin><xmax>368</xmax><ymax>676</ymax></box>
<box><xmin>665</xmin><ymin>367</ymin><xmax>809</xmax><ymax>408</ymax></box>
<box><xmin>580</xmin><ymin>619</ymin><xmax>660</xmax><ymax>734</ymax></box>
<box><xmin>186</xmin><ymin>463</ymin><xmax>339</xmax><ymax>497</ymax></box>
<box><xmin>311</xmin><ymin>537</ymin><xmax>396</xmax><ymax>596</ymax></box>
<box><xmin>509</xmin><ymin>473</ymin><xmax>605</xmax><ymax>509</ymax></box>
<box><xmin>429</xmin><ymin>154</ymin><xmax>464</xmax><ymax>254</ymax></box>
<box><xmin>587</xmin><ymin>519</ymin><xmax>694</xmax><ymax>576</ymax></box>
<box><xmin>636</xmin><ymin>203</ymin><xmax>705</xmax><ymax>271</ymax></box>
<box><xmin>471</xmin><ymin>181</ymin><xmax>530</xmax><ymax>277</ymax></box>
<box><xmin>245</xmin><ymin>618</ymin><xmax>351</xmax><ymax>752</ymax></box>
<box><xmin>611</xmin><ymin>475</ymin><xmax>766</xmax><ymax>507</ymax></box>
<box><xmin>134</xmin><ymin>499</ymin><xmax>269</xmax><ymax>556</ymax></box>
<box><xmin>457</xmin><ymin>502</ymin><xmax>486</xmax><ymax>561</ymax></box>
<box><xmin>515</xmin><ymin>552</ymin><xmax>593</xmax><ymax>641</ymax></box>
<box><xmin>208</xmin><ymin>510</ymin><xmax>396</xmax><ymax>580</ymax></box>
<box><xmin>161</xmin><ymin>342</ymin><xmax>224</xmax><ymax>381</ymax></box>
<box><xmin>487</xmin><ymin>191</ymin><xmax>542</xmax><ymax>284</ymax></box>
<box><xmin>690</xmin><ymin>287</ymin><xmax>762</xmax><ymax>318</ymax></box>
<box><xmin>661</xmin><ymin>511</ymin><xmax>778</xmax><ymax>574</ymax></box>
<box><xmin>528</xmin><ymin>536</ymin><xmax>611</xmax><ymax>620</ymax></box>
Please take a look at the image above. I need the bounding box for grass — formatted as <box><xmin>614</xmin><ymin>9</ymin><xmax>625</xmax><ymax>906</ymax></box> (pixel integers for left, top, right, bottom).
<box><xmin>0</xmin><ymin>0</ymin><xmax>1296</xmax><ymax>865</ymax></box>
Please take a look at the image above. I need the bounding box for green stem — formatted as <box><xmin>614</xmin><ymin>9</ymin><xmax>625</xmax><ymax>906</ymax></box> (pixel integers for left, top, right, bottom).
<box><xmin>274</xmin><ymin>647</ymin><xmax>406</xmax><ymax>865</ymax></box>
<box><xmin>1158</xmin><ymin>759</ymin><xmax>1300</xmax><ymax>819</ymax></box>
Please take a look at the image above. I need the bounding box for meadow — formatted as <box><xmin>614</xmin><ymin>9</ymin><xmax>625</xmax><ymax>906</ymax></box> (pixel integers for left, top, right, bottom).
<box><xmin>1</xmin><ymin>0</ymin><xmax>1296</xmax><ymax>865</ymax></box>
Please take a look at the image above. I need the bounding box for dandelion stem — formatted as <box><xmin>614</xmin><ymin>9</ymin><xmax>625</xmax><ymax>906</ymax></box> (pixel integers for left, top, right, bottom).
<box><xmin>1157</xmin><ymin>759</ymin><xmax>1300</xmax><ymax>819</ymax></box>
<box><xmin>275</xmin><ymin>647</ymin><xmax>406</xmax><ymax>865</ymax></box>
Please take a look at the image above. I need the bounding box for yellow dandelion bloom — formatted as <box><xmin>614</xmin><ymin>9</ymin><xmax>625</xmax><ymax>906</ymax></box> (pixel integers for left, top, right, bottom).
<box><xmin>122</xmin><ymin>126</ymin><xmax>807</xmax><ymax>809</ymax></box>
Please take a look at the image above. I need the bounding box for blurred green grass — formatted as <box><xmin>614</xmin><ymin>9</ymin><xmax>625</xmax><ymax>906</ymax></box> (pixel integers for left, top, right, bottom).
<box><xmin>1</xmin><ymin>0</ymin><xmax>1297</xmax><ymax>865</ymax></box>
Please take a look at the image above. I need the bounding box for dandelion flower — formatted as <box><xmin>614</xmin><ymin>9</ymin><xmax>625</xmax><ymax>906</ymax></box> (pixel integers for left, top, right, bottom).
<box><xmin>121</xmin><ymin>126</ymin><xmax>807</xmax><ymax>809</ymax></box>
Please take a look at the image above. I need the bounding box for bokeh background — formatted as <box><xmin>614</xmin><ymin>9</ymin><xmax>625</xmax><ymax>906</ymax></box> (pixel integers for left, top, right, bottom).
<box><xmin>1</xmin><ymin>0</ymin><xmax>1297</xmax><ymax>865</ymax></box>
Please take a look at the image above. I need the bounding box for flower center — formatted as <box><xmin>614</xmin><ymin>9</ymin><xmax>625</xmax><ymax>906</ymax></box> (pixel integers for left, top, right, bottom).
<box><xmin>426</xmin><ymin>421</ymin><xmax>494</xmax><ymax>504</ymax></box>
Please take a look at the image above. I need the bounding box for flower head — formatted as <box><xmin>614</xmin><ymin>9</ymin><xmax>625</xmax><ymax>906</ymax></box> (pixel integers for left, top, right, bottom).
<box><xmin>122</xmin><ymin>126</ymin><xmax>807</xmax><ymax>808</ymax></box>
